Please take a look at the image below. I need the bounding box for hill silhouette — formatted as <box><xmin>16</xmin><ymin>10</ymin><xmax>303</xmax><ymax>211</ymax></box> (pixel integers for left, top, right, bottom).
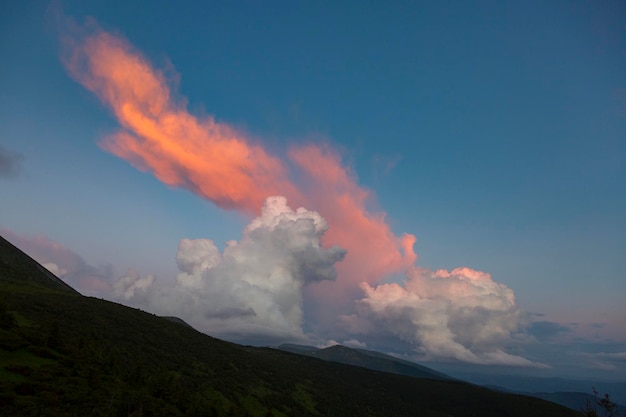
<box><xmin>0</xmin><ymin>233</ymin><xmax>580</xmax><ymax>416</ymax></box>
<box><xmin>0</xmin><ymin>235</ymin><xmax>78</xmax><ymax>294</ymax></box>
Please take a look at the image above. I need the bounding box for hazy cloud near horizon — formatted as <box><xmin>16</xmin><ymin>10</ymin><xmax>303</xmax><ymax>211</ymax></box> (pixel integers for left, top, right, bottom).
<box><xmin>528</xmin><ymin>321</ymin><xmax>572</xmax><ymax>341</ymax></box>
<box><xmin>0</xmin><ymin>145</ymin><xmax>23</xmax><ymax>179</ymax></box>
<box><xmin>0</xmin><ymin>228</ymin><xmax>113</xmax><ymax>294</ymax></box>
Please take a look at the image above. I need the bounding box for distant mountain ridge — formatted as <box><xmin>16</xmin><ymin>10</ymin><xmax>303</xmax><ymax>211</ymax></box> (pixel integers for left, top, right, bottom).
<box><xmin>279</xmin><ymin>343</ymin><xmax>452</xmax><ymax>381</ymax></box>
<box><xmin>279</xmin><ymin>343</ymin><xmax>626</xmax><ymax>414</ymax></box>
<box><xmin>529</xmin><ymin>391</ymin><xmax>626</xmax><ymax>415</ymax></box>
<box><xmin>447</xmin><ymin>371</ymin><xmax>626</xmax><ymax>407</ymax></box>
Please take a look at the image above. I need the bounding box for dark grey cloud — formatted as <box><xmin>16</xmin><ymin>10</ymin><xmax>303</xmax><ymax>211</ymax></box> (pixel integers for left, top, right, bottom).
<box><xmin>529</xmin><ymin>321</ymin><xmax>572</xmax><ymax>341</ymax></box>
<box><xmin>205</xmin><ymin>307</ymin><xmax>256</xmax><ymax>320</ymax></box>
<box><xmin>0</xmin><ymin>145</ymin><xmax>24</xmax><ymax>179</ymax></box>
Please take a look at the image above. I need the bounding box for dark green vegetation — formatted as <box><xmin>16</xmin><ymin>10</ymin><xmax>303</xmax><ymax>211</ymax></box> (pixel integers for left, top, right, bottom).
<box><xmin>448</xmin><ymin>372</ymin><xmax>626</xmax><ymax>406</ymax></box>
<box><xmin>0</xmin><ymin>235</ymin><xmax>581</xmax><ymax>416</ymax></box>
<box><xmin>279</xmin><ymin>344</ymin><xmax>626</xmax><ymax>415</ymax></box>
<box><xmin>527</xmin><ymin>392</ymin><xmax>624</xmax><ymax>416</ymax></box>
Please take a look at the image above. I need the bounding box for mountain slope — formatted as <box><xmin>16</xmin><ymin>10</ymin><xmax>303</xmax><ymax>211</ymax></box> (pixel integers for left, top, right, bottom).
<box><xmin>0</xmin><ymin>235</ymin><xmax>78</xmax><ymax>294</ymax></box>
<box><xmin>279</xmin><ymin>343</ymin><xmax>451</xmax><ymax>381</ymax></box>
<box><xmin>0</xmin><ymin>234</ymin><xmax>580</xmax><ymax>416</ymax></box>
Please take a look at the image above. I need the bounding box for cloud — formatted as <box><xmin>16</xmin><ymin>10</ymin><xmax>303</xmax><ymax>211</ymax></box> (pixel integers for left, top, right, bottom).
<box><xmin>113</xmin><ymin>268</ymin><xmax>155</xmax><ymax>300</ymax></box>
<box><xmin>58</xmin><ymin>18</ymin><xmax>548</xmax><ymax>365</ymax></box>
<box><xmin>142</xmin><ymin>197</ymin><xmax>345</xmax><ymax>343</ymax></box>
<box><xmin>372</xmin><ymin>153</ymin><xmax>402</xmax><ymax>181</ymax></box>
<box><xmin>59</xmin><ymin>19</ymin><xmax>416</xmax><ymax>299</ymax></box>
<box><xmin>0</xmin><ymin>145</ymin><xmax>24</xmax><ymax>179</ymax></box>
<box><xmin>1</xmin><ymin>228</ymin><xmax>112</xmax><ymax>294</ymax></box>
<box><xmin>317</xmin><ymin>340</ymin><xmax>340</xmax><ymax>349</ymax></box>
<box><xmin>343</xmin><ymin>267</ymin><xmax>539</xmax><ymax>366</ymax></box>
<box><xmin>60</xmin><ymin>18</ymin><xmax>297</xmax><ymax>214</ymax></box>
<box><xmin>42</xmin><ymin>262</ymin><xmax>68</xmax><ymax>278</ymax></box>
<box><xmin>3</xmin><ymin>228</ymin><xmax>159</xmax><ymax>304</ymax></box>
<box><xmin>593</xmin><ymin>352</ymin><xmax>626</xmax><ymax>361</ymax></box>
<box><xmin>343</xmin><ymin>339</ymin><xmax>368</xmax><ymax>349</ymax></box>
<box><xmin>576</xmin><ymin>351</ymin><xmax>626</xmax><ymax>371</ymax></box>
<box><xmin>290</xmin><ymin>144</ymin><xmax>416</xmax><ymax>291</ymax></box>
<box><xmin>528</xmin><ymin>321</ymin><xmax>572</xmax><ymax>341</ymax></box>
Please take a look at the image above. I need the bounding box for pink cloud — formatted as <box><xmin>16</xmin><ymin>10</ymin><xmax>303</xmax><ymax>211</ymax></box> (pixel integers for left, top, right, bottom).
<box><xmin>55</xmin><ymin>18</ymin><xmax>548</xmax><ymax>364</ymax></box>
<box><xmin>289</xmin><ymin>144</ymin><xmax>417</xmax><ymax>290</ymax></box>
<box><xmin>0</xmin><ymin>228</ymin><xmax>111</xmax><ymax>294</ymax></box>
<box><xmin>60</xmin><ymin>19</ymin><xmax>416</xmax><ymax>292</ymax></box>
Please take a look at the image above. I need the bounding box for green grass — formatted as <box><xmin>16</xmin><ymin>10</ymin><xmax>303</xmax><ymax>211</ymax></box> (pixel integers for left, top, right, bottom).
<box><xmin>0</xmin><ymin>348</ymin><xmax>56</xmax><ymax>368</ymax></box>
<box><xmin>292</xmin><ymin>382</ymin><xmax>318</xmax><ymax>415</ymax></box>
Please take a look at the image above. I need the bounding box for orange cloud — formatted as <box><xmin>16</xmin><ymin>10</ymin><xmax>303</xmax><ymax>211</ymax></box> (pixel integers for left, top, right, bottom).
<box><xmin>61</xmin><ymin>20</ymin><xmax>415</xmax><ymax>289</ymax></box>
<box><xmin>62</xmin><ymin>23</ymin><xmax>296</xmax><ymax>213</ymax></box>
<box><xmin>290</xmin><ymin>144</ymin><xmax>416</xmax><ymax>286</ymax></box>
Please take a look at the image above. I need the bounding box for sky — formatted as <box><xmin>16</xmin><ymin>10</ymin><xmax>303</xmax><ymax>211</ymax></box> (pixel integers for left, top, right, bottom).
<box><xmin>1</xmin><ymin>0</ymin><xmax>625</xmax><ymax>379</ymax></box>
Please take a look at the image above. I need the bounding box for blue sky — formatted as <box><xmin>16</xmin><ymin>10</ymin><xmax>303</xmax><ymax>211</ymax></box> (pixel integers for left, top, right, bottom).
<box><xmin>1</xmin><ymin>0</ymin><xmax>625</xmax><ymax>378</ymax></box>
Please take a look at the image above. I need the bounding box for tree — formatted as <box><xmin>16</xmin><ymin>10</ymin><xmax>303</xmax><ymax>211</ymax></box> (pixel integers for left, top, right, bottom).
<box><xmin>581</xmin><ymin>387</ymin><xmax>624</xmax><ymax>417</ymax></box>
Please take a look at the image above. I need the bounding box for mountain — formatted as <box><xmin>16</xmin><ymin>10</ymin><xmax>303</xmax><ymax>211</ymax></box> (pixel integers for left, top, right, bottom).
<box><xmin>278</xmin><ymin>343</ymin><xmax>319</xmax><ymax>355</ymax></box>
<box><xmin>529</xmin><ymin>392</ymin><xmax>626</xmax><ymax>415</ymax></box>
<box><xmin>279</xmin><ymin>343</ymin><xmax>626</xmax><ymax>414</ymax></box>
<box><xmin>0</xmin><ymin>233</ymin><xmax>580</xmax><ymax>416</ymax></box>
<box><xmin>483</xmin><ymin>383</ymin><xmax>626</xmax><ymax>415</ymax></box>
<box><xmin>161</xmin><ymin>316</ymin><xmax>194</xmax><ymax>329</ymax></box>
<box><xmin>445</xmin><ymin>371</ymin><xmax>626</xmax><ymax>405</ymax></box>
<box><xmin>0</xmin><ymin>235</ymin><xmax>78</xmax><ymax>294</ymax></box>
<box><xmin>279</xmin><ymin>343</ymin><xmax>451</xmax><ymax>381</ymax></box>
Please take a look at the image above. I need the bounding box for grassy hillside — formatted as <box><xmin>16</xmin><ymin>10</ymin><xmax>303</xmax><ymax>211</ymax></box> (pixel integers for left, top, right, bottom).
<box><xmin>0</xmin><ymin>234</ymin><xmax>581</xmax><ymax>416</ymax></box>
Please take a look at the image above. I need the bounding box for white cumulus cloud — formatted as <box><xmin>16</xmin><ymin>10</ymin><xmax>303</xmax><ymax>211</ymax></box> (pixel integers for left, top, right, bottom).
<box><xmin>153</xmin><ymin>196</ymin><xmax>346</xmax><ymax>343</ymax></box>
<box><xmin>343</xmin><ymin>266</ymin><xmax>541</xmax><ymax>366</ymax></box>
<box><xmin>113</xmin><ymin>268</ymin><xmax>155</xmax><ymax>300</ymax></box>
<box><xmin>43</xmin><ymin>262</ymin><xmax>68</xmax><ymax>278</ymax></box>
